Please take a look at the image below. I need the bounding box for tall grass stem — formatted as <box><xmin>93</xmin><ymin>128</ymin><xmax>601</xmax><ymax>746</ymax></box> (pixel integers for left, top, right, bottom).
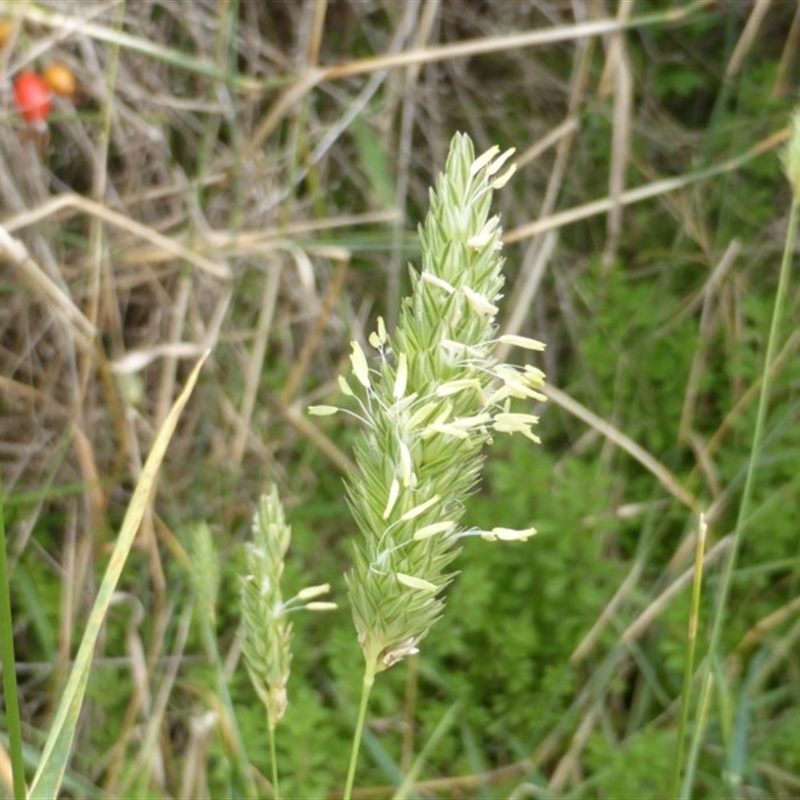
<box><xmin>670</xmin><ymin>514</ymin><xmax>707</xmax><ymax>798</ymax></box>
<box><xmin>681</xmin><ymin>193</ymin><xmax>799</xmax><ymax>796</ymax></box>
<box><xmin>344</xmin><ymin>665</ymin><xmax>376</xmax><ymax>800</ymax></box>
<box><xmin>268</xmin><ymin>723</ymin><xmax>279</xmax><ymax>800</ymax></box>
<box><xmin>0</xmin><ymin>470</ymin><xmax>25</xmax><ymax>799</ymax></box>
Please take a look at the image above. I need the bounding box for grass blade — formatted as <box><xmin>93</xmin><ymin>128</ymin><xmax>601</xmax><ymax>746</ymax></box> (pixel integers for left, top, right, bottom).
<box><xmin>0</xmin><ymin>472</ymin><xmax>26</xmax><ymax>799</ymax></box>
<box><xmin>392</xmin><ymin>702</ymin><xmax>460</xmax><ymax>800</ymax></box>
<box><xmin>28</xmin><ymin>352</ymin><xmax>209</xmax><ymax>799</ymax></box>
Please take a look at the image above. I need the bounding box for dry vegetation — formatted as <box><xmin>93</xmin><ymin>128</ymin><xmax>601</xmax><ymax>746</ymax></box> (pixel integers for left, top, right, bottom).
<box><xmin>1</xmin><ymin>1</ymin><xmax>799</xmax><ymax>798</ymax></box>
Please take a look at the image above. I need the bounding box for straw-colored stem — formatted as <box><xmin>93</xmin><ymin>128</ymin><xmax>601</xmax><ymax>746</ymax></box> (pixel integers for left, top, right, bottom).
<box><xmin>681</xmin><ymin>196</ymin><xmax>799</xmax><ymax>797</ymax></box>
<box><xmin>344</xmin><ymin>663</ymin><xmax>377</xmax><ymax>800</ymax></box>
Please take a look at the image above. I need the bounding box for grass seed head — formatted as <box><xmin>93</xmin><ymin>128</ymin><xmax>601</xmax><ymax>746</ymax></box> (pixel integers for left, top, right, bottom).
<box><xmin>241</xmin><ymin>486</ymin><xmax>334</xmax><ymax>728</ymax></box>
<box><xmin>340</xmin><ymin>133</ymin><xmax>546</xmax><ymax>674</ymax></box>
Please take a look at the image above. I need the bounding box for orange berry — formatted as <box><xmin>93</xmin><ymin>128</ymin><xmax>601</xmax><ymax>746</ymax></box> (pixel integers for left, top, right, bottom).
<box><xmin>43</xmin><ymin>64</ymin><xmax>76</xmax><ymax>98</ymax></box>
<box><xmin>13</xmin><ymin>71</ymin><xmax>52</xmax><ymax>126</ymax></box>
<box><xmin>0</xmin><ymin>20</ymin><xmax>11</xmax><ymax>47</ymax></box>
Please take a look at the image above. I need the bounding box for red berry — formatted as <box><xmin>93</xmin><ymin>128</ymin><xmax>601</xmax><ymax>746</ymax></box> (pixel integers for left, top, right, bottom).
<box><xmin>14</xmin><ymin>71</ymin><xmax>52</xmax><ymax>125</ymax></box>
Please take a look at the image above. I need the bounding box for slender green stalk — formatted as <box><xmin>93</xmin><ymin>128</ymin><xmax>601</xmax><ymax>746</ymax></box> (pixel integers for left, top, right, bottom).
<box><xmin>267</xmin><ymin>722</ymin><xmax>279</xmax><ymax>800</ymax></box>
<box><xmin>670</xmin><ymin>514</ymin><xmax>707</xmax><ymax>798</ymax></box>
<box><xmin>681</xmin><ymin>114</ymin><xmax>800</xmax><ymax>797</ymax></box>
<box><xmin>0</xmin><ymin>470</ymin><xmax>26</xmax><ymax>799</ymax></box>
<box><xmin>344</xmin><ymin>665</ymin><xmax>376</xmax><ymax>800</ymax></box>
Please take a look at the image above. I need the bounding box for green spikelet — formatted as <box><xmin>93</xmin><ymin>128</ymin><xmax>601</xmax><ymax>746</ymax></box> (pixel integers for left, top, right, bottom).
<box><xmin>241</xmin><ymin>486</ymin><xmax>335</xmax><ymax>728</ymax></box>
<box><xmin>325</xmin><ymin>133</ymin><xmax>546</xmax><ymax>674</ymax></box>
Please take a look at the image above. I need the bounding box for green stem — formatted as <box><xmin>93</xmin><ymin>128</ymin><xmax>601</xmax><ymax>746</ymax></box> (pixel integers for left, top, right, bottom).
<box><xmin>681</xmin><ymin>197</ymin><xmax>799</xmax><ymax>797</ymax></box>
<box><xmin>344</xmin><ymin>663</ymin><xmax>376</xmax><ymax>800</ymax></box>
<box><xmin>670</xmin><ymin>515</ymin><xmax>707</xmax><ymax>798</ymax></box>
<box><xmin>0</xmin><ymin>470</ymin><xmax>26</xmax><ymax>799</ymax></box>
<box><xmin>268</xmin><ymin>721</ymin><xmax>279</xmax><ymax>800</ymax></box>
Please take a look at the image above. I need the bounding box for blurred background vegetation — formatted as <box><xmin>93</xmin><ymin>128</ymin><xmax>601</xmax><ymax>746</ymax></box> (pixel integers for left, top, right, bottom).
<box><xmin>1</xmin><ymin>0</ymin><xmax>799</xmax><ymax>797</ymax></box>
